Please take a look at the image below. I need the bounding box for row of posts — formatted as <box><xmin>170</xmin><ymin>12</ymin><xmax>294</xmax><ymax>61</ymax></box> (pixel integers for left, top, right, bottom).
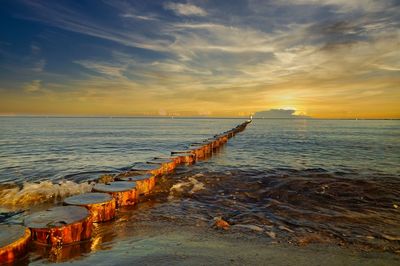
<box><xmin>0</xmin><ymin>119</ymin><xmax>251</xmax><ymax>263</ymax></box>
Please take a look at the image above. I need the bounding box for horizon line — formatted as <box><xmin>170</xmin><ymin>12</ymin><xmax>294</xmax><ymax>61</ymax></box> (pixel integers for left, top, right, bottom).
<box><xmin>0</xmin><ymin>115</ymin><xmax>399</xmax><ymax>120</ymax></box>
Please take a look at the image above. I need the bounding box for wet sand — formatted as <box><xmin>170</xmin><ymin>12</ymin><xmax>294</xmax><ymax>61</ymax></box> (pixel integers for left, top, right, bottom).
<box><xmin>27</xmin><ymin>220</ymin><xmax>399</xmax><ymax>266</ymax></box>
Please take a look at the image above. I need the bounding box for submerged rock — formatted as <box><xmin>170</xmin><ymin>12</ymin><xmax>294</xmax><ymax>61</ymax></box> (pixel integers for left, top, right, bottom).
<box><xmin>232</xmin><ymin>224</ymin><xmax>264</xmax><ymax>232</ymax></box>
<box><xmin>266</xmin><ymin>231</ymin><xmax>277</xmax><ymax>239</ymax></box>
<box><xmin>213</xmin><ymin>217</ymin><xmax>230</xmax><ymax>230</ymax></box>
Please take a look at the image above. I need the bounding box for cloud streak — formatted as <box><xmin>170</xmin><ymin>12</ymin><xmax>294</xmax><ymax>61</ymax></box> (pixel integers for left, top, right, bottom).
<box><xmin>164</xmin><ymin>2</ymin><xmax>207</xmax><ymax>16</ymax></box>
<box><xmin>23</xmin><ymin>80</ymin><xmax>42</xmax><ymax>93</ymax></box>
<box><xmin>254</xmin><ymin>109</ymin><xmax>310</xmax><ymax>118</ymax></box>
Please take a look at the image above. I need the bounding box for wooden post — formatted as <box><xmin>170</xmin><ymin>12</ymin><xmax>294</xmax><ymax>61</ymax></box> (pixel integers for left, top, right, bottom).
<box><xmin>216</xmin><ymin>134</ymin><xmax>228</xmax><ymax>144</ymax></box>
<box><xmin>171</xmin><ymin>150</ymin><xmax>196</xmax><ymax>164</ymax></box>
<box><xmin>190</xmin><ymin>146</ymin><xmax>206</xmax><ymax>159</ymax></box>
<box><xmin>147</xmin><ymin>158</ymin><xmax>176</xmax><ymax>174</ymax></box>
<box><xmin>130</xmin><ymin>163</ymin><xmax>163</xmax><ymax>177</ymax></box>
<box><xmin>92</xmin><ymin>181</ymin><xmax>138</xmax><ymax>207</ymax></box>
<box><xmin>64</xmin><ymin>192</ymin><xmax>116</xmax><ymax>222</ymax></box>
<box><xmin>226</xmin><ymin>130</ymin><xmax>235</xmax><ymax>138</ymax></box>
<box><xmin>24</xmin><ymin>206</ymin><xmax>92</xmax><ymax>246</ymax></box>
<box><xmin>154</xmin><ymin>156</ymin><xmax>181</xmax><ymax>165</ymax></box>
<box><xmin>0</xmin><ymin>224</ymin><xmax>31</xmax><ymax>263</ymax></box>
<box><xmin>115</xmin><ymin>173</ymin><xmax>155</xmax><ymax>195</ymax></box>
<box><xmin>202</xmin><ymin>142</ymin><xmax>213</xmax><ymax>155</ymax></box>
<box><xmin>190</xmin><ymin>143</ymin><xmax>211</xmax><ymax>155</ymax></box>
<box><xmin>208</xmin><ymin>138</ymin><xmax>220</xmax><ymax>149</ymax></box>
<box><xmin>176</xmin><ymin>153</ymin><xmax>195</xmax><ymax>164</ymax></box>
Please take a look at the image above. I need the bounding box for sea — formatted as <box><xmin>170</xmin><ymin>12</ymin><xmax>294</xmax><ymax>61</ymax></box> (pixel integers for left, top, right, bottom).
<box><xmin>0</xmin><ymin>117</ymin><xmax>399</xmax><ymax>258</ymax></box>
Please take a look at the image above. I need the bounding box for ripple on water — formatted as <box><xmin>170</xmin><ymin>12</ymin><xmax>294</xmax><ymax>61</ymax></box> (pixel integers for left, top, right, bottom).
<box><xmin>132</xmin><ymin>168</ymin><xmax>400</xmax><ymax>253</ymax></box>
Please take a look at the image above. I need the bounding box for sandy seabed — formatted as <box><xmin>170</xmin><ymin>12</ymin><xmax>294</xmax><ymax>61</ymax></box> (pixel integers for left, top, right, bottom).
<box><xmin>25</xmin><ymin>219</ymin><xmax>399</xmax><ymax>266</ymax></box>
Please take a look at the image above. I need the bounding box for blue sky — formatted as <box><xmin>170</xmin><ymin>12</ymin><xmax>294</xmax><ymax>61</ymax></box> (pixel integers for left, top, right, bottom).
<box><xmin>0</xmin><ymin>0</ymin><xmax>399</xmax><ymax>117</ymax></box>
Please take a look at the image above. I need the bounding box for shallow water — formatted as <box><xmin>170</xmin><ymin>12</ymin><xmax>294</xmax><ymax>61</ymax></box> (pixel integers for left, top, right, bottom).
<box><xmin>0</xmin><ymin>117</ymin><xmax>238</xmax><ymax>184</ymax></box>
<box><xmin>0</xmin><ymin>117</ymin><xmax>399</xmax><ymax>258</ymax></box>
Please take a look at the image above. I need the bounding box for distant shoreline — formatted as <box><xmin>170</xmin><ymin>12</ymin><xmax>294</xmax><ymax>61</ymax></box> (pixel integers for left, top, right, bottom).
<box><xmin>0</xmin><ymin>116</ymin><xmax>399</xmax><ymax>120</ymax></box>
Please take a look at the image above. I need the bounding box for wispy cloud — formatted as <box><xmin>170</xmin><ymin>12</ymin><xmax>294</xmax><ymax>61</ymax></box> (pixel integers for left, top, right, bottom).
<box><xmin>275</xmin><ymin>0</ymin><xmax>394</xmax><ymax>13</ymax></box>
<box><xmin>120</xmin><ymin>13</ymin><xmax>158</xmax><ymax>21</ymax></box>
<box><xmin>23</xmin><ymin>80</ymin><xmax>42</xmax><ymax>93</ymax></box>
<box><xmin>30</xmin><ymin>44</ymin><xmax>41</xmax><ymax>55</ymax></box>
<box><xmin>164</xmin><ymin>2</ymin><xmax>207</xmax><ymax>16</ymax></box>
<box><xmin>75</xmin><ymin>60</ymin><xmax>127</xmax><ymax>78</ymax></box>
<box><xmin>17</xmin><ymin>1</ymin><xmax>171</xmax><ymax>52</ymax></box>
<box><xmin>254</xmin><ymin>109</ymin><xmax>310</xmax><ymax>118</ymax></box>
<box><xmin>32</xmin><ymin>59</ymin><xmax>46</xmax><ymax>72</ymax></box>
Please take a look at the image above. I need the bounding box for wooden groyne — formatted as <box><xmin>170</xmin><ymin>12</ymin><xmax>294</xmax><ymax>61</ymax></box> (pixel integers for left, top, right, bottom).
<box><xmin>0</xmin><ymin>119</ymin><xmax>251</xmax><ymax>263</ymax></box>
<box><xmin>115</xmin><ymin>173</ymin><xmax>154</xmax><ymax>195</ymax></box>
<box><xmin>64</xmin><ymin>193</ymin><xmax>116</xmax><ymax>222</ymax></box>
<box><xmin>0</xmin><ymin>225</ymin><xmax>31</xmax><ymax>263</ymax></box>
<box><xmin>24</xmin><ymin>206</ymin><xmax>92</xmax><ymax>246</ymax></box>
<box><xmin>92</xmin><ymin>182</ymin><xmax>138</xmax><ymax>207</ymax></box>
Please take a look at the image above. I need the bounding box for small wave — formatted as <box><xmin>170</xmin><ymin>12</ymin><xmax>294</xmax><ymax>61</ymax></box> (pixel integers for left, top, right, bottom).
<box><xmin>63</xmin><ymin>170</ymin><xmax>116</xmax><ymax>182</ymax></box>
<box><xmin>0</xmin><ymin>180</ymin><xmax>93</xmax><ymax>207</ymax></box>
<box><xmin>168</xmin><ymin>174</ymin><xmax>205</xmax><ymax>200</ymax></box>
<box><xmin>145</xmin><ymin>168</ymin><xmax>400</xmax><ymax>253</ymax></box>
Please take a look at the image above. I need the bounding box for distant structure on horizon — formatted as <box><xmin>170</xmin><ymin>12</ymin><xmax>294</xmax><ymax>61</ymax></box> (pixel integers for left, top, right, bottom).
<box><xmin>253</xmin><ymin>109</ymin><xmax>311</xmax><ymax>119</ymax></box>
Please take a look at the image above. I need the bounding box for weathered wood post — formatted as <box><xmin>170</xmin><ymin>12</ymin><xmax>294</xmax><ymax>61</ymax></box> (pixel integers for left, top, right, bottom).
<box><xmin>131</xmin><ymin>163</ymin><xmax>164</xmax><ymax>177</ymax></box>
<box><xmin>171</xmin><ymin>150</ymin><xmax>196</xmax><ymax>164</ymax></box>
<box><xmin>64</xmin><ymin>192</ymin><xmax>116</xmax><ymax>222</ymax></box>
<box><xmin>0</xmin><ymin>224</ymin><xmax>31</xmax><ymax>263</ymax></box>
<box><xmin>147</xmin><ymin>158</ymin><xmax>176</xmax><ymax>174</ymax></box>
<box><xmin>190</xmin><ymin>146</ymin><xmax>206</xmax><ymax>159</ymax></box>
<box><xmin>208</xmin><ymin>138</ymin><xmax>221</xmax><ymax>150</ymax></box>
<box><xmin>154</xmin><ymin>156</ymin><xmax>182</xmax><ymax>165</ymax></box>
<box><xmin>24</xmin><ymin>206</ymin><xmax>92</xmax><ymax>246</ymax></box>
<box><xmin>202</xmin><ymin>141</ymin><xmax>214</xmax><ymax>155</ymax></box>
<box><xmin>115</xmin><ymin>173</ymin><xmax>155</xmax><ymax>195</ymax></box>
<box><xmin>216</xmin><ymin>134</ymin><xmax>227</xmax><ymax>145</ymax></box>
<box><xmin>92</xmin><ymin>181</ymin><xmax>138</xmax><ymax>207</ymax></box>
<box><xmin>190</xmin><ymin>142</ymin><xmax>212</xmax><ymax>156</ymax></box>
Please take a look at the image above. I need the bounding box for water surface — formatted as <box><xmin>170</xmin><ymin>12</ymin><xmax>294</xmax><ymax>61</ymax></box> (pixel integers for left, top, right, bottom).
<box><xmin>0</xmin><ymin>117</ymin><xmax>399</xmax><ymax>259</ymax></box>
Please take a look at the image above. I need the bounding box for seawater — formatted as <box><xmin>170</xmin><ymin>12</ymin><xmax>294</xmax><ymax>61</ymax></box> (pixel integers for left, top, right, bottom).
<box><xmin>0</xmin><ymin>117</ymin><xmax>238</xmax><ymax>184</ymax></box>
<box><xmin>0</xmin><ymin>117</ymin><xmax>399</xmax><ymax>254</ymax></box>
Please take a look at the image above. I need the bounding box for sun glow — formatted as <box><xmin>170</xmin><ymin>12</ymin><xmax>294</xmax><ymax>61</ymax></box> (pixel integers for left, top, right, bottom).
<box><xmin>280</xmin><ymin>106</ymin><xmax>297</xmax><ymax>111</ymax></box>
<box><xmin>0</xmin><ymin>1</ymin><xmax>399</xmax><ymax>118</ymax></box>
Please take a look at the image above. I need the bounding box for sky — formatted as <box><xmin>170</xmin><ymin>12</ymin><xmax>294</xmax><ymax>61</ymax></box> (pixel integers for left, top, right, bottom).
<box><xmin>0</xmin><ymin>0</ymin><xmax>399</xmax><ymax>118</ymax></box>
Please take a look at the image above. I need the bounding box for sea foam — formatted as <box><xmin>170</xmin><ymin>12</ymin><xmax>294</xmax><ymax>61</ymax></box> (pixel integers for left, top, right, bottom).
<box><xmin>168</xmin><ymin>174</ymin><xmax>205</xmax><ymax>200</ymax></box>
<box><xmin>0</xmin><ymin>180</ymin><xmax>93</xmax><ymax>207</ymax></box>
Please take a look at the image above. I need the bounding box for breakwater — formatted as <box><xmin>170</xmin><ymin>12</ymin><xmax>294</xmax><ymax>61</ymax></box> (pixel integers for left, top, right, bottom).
<box><xmin>0</xmin><ymin>120</ymin><xmax>251</xmax><ymax>264</ymax></box>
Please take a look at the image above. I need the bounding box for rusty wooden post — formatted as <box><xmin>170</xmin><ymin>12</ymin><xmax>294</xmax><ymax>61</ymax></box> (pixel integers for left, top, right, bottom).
<box><xmin>154</xmin><ymin>156</ymin><xmax>181</xmax><ymax>165</ymax></box>
<box><xmin>130</xmin><ymin>163</ymin><xmax>163</xmax><ymax>177</ymax></box>
<box><xmin>0</xmin><ymin>224</ymin><xmax>31</xmax><ymax>264</ymax></box>
<box><xmin>178</xmin><ymin>153</ymin><xmax>195</xmax><ymax>164</ymax></box>
<box><xmin>115</xmin><ymin>173</ymin><xmax>155</xmax><ymax>195</ymax></box>
<box><xmin>203</xmin><ymin>141</ymin><xmax>215</xmax><ymax>155</ymax></box>
<box><xmin>24</xmin><ymin>206</ymin><xmax>92</xmax><ymax>246</ymax></box>
<box><xmin>190</xmin><ymin>146</ymin><xmax>206</xmax><ymax>159</ymax></box>
<box><xmin>216</xmin><ymin>134</ymin><xmax>228</xmax><ymax>144</ymax></box>
<box><xmin>208</xmin><ymin>138</ymin><xmax>220</xmax><ymax>149</ymax></box>
<box><xmin>92</xmin><ymin>181</ymin><xmax>138</xmax><ymax>207</ymax></box>
<box><xmin>64</xmin><ymin>192</ymin><xmax>116</xmax><ymax>222</ymax></box>
<box><xmin>190</xmin><ymin>142</ymin><xmax>211</xmax><ymax>156</ymax></box>
<box><xmin>226</xmin><ymin>130</ymin><xmax>235</xmax><ymax>138</ymax></box>
<box><xmin>171</xmin><ymin>150</ymin><xmax>196</xmax><ymax>163</ymax></box>
<box><xmin>147</xmin><ymin>158</ymin><xmax>176</xmax><ymax>174</ymax></box>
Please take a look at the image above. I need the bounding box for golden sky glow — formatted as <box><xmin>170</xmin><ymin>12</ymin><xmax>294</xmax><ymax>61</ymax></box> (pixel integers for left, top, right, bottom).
<box><xmin>0</xmin><ymin>0</ymin><xmax>399</xmax><ymax>118</ymax></box>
